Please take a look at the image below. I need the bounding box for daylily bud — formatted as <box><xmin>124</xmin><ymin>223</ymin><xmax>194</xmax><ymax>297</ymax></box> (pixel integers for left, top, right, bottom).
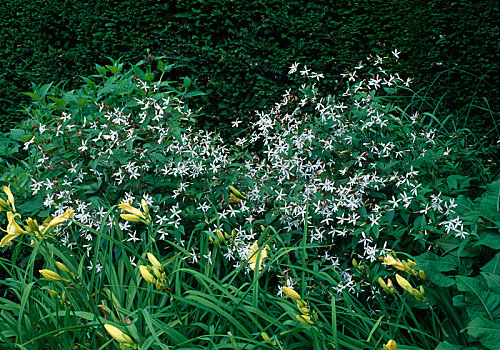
<box><xmin>120</xmin><ymin>214</ymin><xmax>143</xmax><ymax>222</ymax></box>
<box><xmin>141</xmin><ymin>199</ymin><xmax>149</xmax><ymax>217</ymax></box>
<box><xmin>39</xmin><ymin>269</ymin><xmax>69</xmax><ymax>282</ymax></box>
<box><xmin>261</xmin><ymin>332</ymin><xmax>276</xmax><ymax>346</ymax></box>
<box><xmin>3</xmin><ymin>185</ymin><xmax>15</xmax><ymax>212</ymax></box>
<box><xmin>296</xmin><ymin>314</ymin><xmax>314</xmax><ymax>325</ymax></box>
<box><xmin>216</xmin><ymin>229</ymin><xmax>226</xmax><ymax>244</ymax></box>
<box><xmin>138</xmin><ymin>265</ymin><xmax>154</xmax><ymax>283</ymax></box>
<box><xmin>283</xmin><ymin>287</ymin><xmax>302</xmax><ymax>301</ymax></box>
<box><xmin>299</xmin><ymin>306</ymin><xmax>310</xmax><ymax>315</ymax></box>
<box><xmin>24</xmin><ymin>218</ymin><xmax>40</xmax><ymax>233</ymax></box>
<box><xmin>352</xmin><ymin>258</ymin><xmax>359</xmax><ymax>269</ymax></box>
<box><xmin>406</xmin><ymin>259</ymin><xmax>417</xmax><ymax>268</ymax></box>
<box><xmin>229</xmin><ymin>194</ymin><xmax>241</xmax><ymax>203</ymax></box>
<box><xmin>387</xmin><ymin>279</ymin><xmax>393</xmax><ymax>288</ymax></box>
<box><xmin>46</xmin><ymin>209</ymin><xmax>74</xmax><ymax>229</ymax></box>
<box><xmin>147</xmin><ymin>253</ymin><xmax>163</xmax><ymax>272</ymax></box>
<box><xmin>418</xmin><ymin>270</ymin><xmax>427</xmax><ymax>280</ymax></box>
<box><xmin>0</xmin><ymin>197</ymin><xmax>9</xmax><ymax>212</ymax></box>
<box><xmin>401</xmin><ymin>260</ymin><xmax>414</xmax><ymax>274</ymax></box>
<box><xmin>61</xmin><ymin>291</ymin><xmax>67</xmax><ymax>304</ymax></box>
<box><xmin>228</xmin><ymin>185</ymin><xmax>244</xmax><ymax>198</ymax></box>
<box><xmin>103</xmin><ymin>324</ymin><xmax>135</xmax><ymax>345</ymax></box>
<box><xmin>383</xmin><ymin>255</ymin><xmax>405</xmax><ymax>271</ymax></box>
<box><xmin>55</xmin><ymin>261</ymin><xmax>71</xmax><ymax>274</ymax></box>
<box><xmin>383</xmin><ymin>339</ymin><xmax>397</xmax><ymax>350</ymax></box>
<box><xmin>48</xmin><ymin>289</ymin><xmax>59</xmax><ymax>298</ymax></box>
<box><xmin>395</xmin><ymin>274</ymin><xmax>413</xmax><ymax>293</ymax></box>
<box><xmin>378</xmin><ymin>277</ymin><xmax>389</xmax><ymax>291</ymax></box>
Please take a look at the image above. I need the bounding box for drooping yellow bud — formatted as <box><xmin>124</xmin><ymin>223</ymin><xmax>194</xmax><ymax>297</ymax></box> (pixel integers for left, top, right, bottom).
<box><xmin>147</xmin><ymin>253</ymin><xmax>163</xmax><ymax>272</ymax></box>
<box><xmin>46</xmin><ymin>208</ymin><xmax>74</xmax><ymax>229</ymax></box>
<box><xmin>138</xmin><ymin>265</ymin><xmax>154</xmax><ymax>283</ymax></box>
<box><xmin>229</xmin><ymin>194</ymin><xmax>241</xmax><ymax>203</ymax></box>
<box><xmin>0</xmin><ymin>197</ymin><xmax>9</xmax><ymax>212</ymax></box>
<box><xmin>103</xmin><ymin>324</ymin><xmax>135</xmax><ymax>345</ymax></box>
<box><xmin>395</xmin><ymin>274</ymin><xmax>413</xmax><ymax>293</ymax></box>
<box><xmin>39</xmin><ymin>269</ymin><xmax>69</xmax><ymax>282</ymax></box>
<box><xmin>120</xmin><ymin>214</ymin><xmax>143</xmax><ymax>222</ymax></box>
<box><xmin>283</xmin><ymin>287</ymin><xmax>302</xmax><ymax>301</ymax></box>
<box><xmin>228</xmin><ymin>185</ymin><xmax>244</xmax><ymax>198</ymax></box>
<box><xmin>296</xmin><ymin>314</ymin><xmax>314</xmax><ymax>325</ymax></box>
<box><xmin>2</xmin><ymin>185</ymin><xmax>15</xmax><ymax>212</ymax></box>
<box><xmin>261</xmin><ymin>332</ymin><xmax>276</xmax><ymax>346</ymax></box>
<box><xmin>418</xmin><ymin>270</ymin><xmax>427</xmax><ymax>280</ymax></box>
<box><xmin>383</xmin><ymin>255</ymin><xmax>405</xmax><ymax>271</ymax></box>
<box><xmin>383</xmin><ymin>339</ymin><xmax>397</xmax><ymax>350</ymax></box>
<box><xmin>378</xmin><ymin>277</ymin><xmax>389</xmax><ymax>291</ymax></box>
<box><xmin>56</xmin><ymin>261</ymin><xmax>73</xmax><ymax>276</ymax></box>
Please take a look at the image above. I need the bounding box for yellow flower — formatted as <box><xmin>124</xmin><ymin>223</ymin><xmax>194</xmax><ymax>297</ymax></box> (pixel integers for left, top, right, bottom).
<box><xmin>46</xmin><ymin>208</ymin><xmax>74</xmax><ymax>229</ymax></box>
<box><xmin>147</xmin><ymin>253</ymin><xmax>163</xmax><ymax>272</ymax></box>
<box><xmin>39</xmin><ymin>269</ymin><xmax>69</xmax><ymax>282</ymax></box>
<box><xmin>0</xmin><ymin>212</ymin><xmax>26</xmax><ymax>247</ymax></box>
<box><xmin>119</xmin><ymin>201</ymin><xmax>149</xmax><ymax>224</ymax></box>
<box><xmin>2</xmin><ymin>185</ymin><xmax>15</xmax><ymax>212</ymax></box>
<box><xmin>228</xmin><ymin>185</ymin><xmax>245</xmax><ymax>198</ymax></box>
<box><xmin>382</xmin><ymin>255</ymin><xmax>405</xmax><ymax>271</ymax></box>
<box><xmin>383</xmin><ymin>339</ymin><xmax>397</xmax><ymax>350</ymax></box>
<box><xmin>103</xmin><ymin>324</ymin><xmax>135</xmax><ymax>346</ymax></box>
<box><xmin>0</xmin><ymin>197</ymin><xmax>9</xmax><ymax>212</ymax></box>
<box><xmin>283</xmin><ymin>287</ymin><xmax>302</xmax><ymax>301</ymax></box>
<box><xmin>138</xmin><ymin>265</ymin><xmax>154</xmax><ymax>283</ymax></box>
<box><xmin>296</xmin><ymin>314</ymin><xmax>314</xmax><ymax>325</ymax></box>
<box><xmin>261</xmin><ymin>332</ymin><xmax>276</xmax><ymax>346</ymax></box>
<box><xmin>247</xmin><ymin>241</ymin><xmax>268</xmax><ymax>271</ymax></box>
<box><xmin>395</xmin><ymin>274</ymin><xmax>413</xmax><ymax>293</ymax></box>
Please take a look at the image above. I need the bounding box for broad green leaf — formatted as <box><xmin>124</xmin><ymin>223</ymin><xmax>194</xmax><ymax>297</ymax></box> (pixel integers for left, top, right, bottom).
<box><xmin>481</xmin><ymin>252</ymin><xmax>500</xmax><ymax>274</ymax></box>
<box><xmin>456</xmin><ymin>276</ymin><xmax>500</xmax><ymax>323</ymax></box>
<box><xmin>467</xmin><ymin>317</ymin><xmax>500</xmax><ymax>350</ymax></box>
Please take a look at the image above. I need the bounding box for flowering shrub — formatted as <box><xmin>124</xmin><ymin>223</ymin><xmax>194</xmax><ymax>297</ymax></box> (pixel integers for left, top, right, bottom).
<box><xmin>20</xmin><ymin>53</ymin><xmax>497</xmax><ymax>292</ymax></box>
<box><xmin>1</xmin><ymin>52</ymin><xmax>498</xmax><ymax>349</ymax></box>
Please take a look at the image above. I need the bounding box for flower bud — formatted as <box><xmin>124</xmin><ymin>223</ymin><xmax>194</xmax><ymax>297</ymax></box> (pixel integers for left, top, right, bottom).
<box><xmin>296</xmin><ymin>314</ymin><xmax>314</xmax><ymax>325</ymax></box>
<box><xmin>56</xmin><ymin>261</ymin><xmax>73</xmax><ymax>275</ymax></box>
<box><xmin>283</xmin><ymin>287</ymin><xmax>302</xmax><ymax>301</ymax></box>
<box><xmin>138</xmin><ymin>265</ymin><xmax>154</xmax><ymax>283</ymax></box>
<box><xmin>261</xmin><ymin>332</ymin><xmax>276</xmax><ymax>346</ymax></box>
<box><xmin>39</xmin><ymin>269</ymin><xmax>69</xmax><ymax>282</ymax></box>
<box><xmin>383</xmin><ymin>339</ymin><xmax>397</xmax><ymax>350</ymax></box>
<box><xmin>147</xmin><ymin>253</ymin><xmax>163</xmax><ymax>272</ymax></box>
<box><xmin>418</xmin><ymin>270</ymin><xmax>426</xmax><ymax>280</ymax></box>
<box><xmin>104</xmin><ymin>324</ymin><xmax>135</xmax><ymax>345</ymax></box>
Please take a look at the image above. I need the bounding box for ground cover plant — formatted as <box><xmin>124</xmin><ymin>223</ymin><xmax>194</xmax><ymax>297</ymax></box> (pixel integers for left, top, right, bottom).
<box><xmin>0</xmin><ymin>52</ymin><xmax>499</xmax><ymax>349</ymax></box>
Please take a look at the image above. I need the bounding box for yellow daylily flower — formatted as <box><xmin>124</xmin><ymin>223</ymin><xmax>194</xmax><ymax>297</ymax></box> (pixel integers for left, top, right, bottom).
<box><xmin>103</xmin><ymin>324</ymin><xmax>135</xmax><ymax>346</ymax></box>
<box><xmin>39</xmin><ymin>269</ymin><xmax>70</xmax><ymax>282</ymax></box>
<box><xmin>247</xmin><ymin>241</ymin><xmax>268</xmax><ymax>271</ymax></box>
<box><xmin>119</xmin><ymin>201</ymin><xmax>149</xmax><ymax>224</ymax></box>
<box><xmin>395</xmin><ymin>274</ymin><xmax>413</xmax><ymax>293</ymax></box>
<box><xmin>46</xmin><ymin>208</ymin><xmax>74</xmax><ymax>229</ymax></box>
<box><xmin>0</xmin><ymin>197</ymin><xmax>9</xmax><ymax>212</ymax></box>
<box><xmin>382</xmin><ymin>255</ymin><xmax>405</xmax><ymax>271</ymax></box>
<box><xmin>383</xmin><ymin>339</ymin><xmax>397</xmax><ymax>350</ymax></box>
<box><xmin>296</xmin><ymin>314</ymin><xmax>314</xmax><ymax>325</ymax></box>
<box><xmin>283</xmin><ymin>287</ymin><xmax>302</xmax><ymax>301</ymax></box>
<box><xmin>0</xmin><ymin>212</ymin><xmax>26</xmax><ymax>247</ymax></box>
<box><xmin>2</xmin><ymin>185</ymin><xmax>15</xmax><ymax>212</ymax></box>
<box><xmin>261</xmin><ymin>332</ymin><xmax>276</xmax><ymax>346</ymax></box>
<box><xmin>138</xmin><ymin>265</ymin><xmax>154</xmax><ymax>283</ymax></box>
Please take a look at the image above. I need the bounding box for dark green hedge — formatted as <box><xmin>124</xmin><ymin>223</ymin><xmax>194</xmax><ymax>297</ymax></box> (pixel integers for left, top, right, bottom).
<box><xmin>1</xmin><ymin>0</ymin><xmax>498</xmax><ymax>135</ymax></box>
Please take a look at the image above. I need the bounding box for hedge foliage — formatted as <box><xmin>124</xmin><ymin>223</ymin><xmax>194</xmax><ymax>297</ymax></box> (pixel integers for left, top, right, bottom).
<box><xmin>1</xmin><ymin>0</ymin><xmax>498</xmax><ymax>135</ymax></box>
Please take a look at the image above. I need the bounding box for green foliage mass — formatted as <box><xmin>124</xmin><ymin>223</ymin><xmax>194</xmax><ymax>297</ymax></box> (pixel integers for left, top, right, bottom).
<box><xmin>0</xmin><ymin>0</ymin><xmax>498</xmax><ymax>138</ymax></box>
<box><xmin>0</xmin><ymin>55</ymin><xmax>498</xmax><ymax>349</ymax></box>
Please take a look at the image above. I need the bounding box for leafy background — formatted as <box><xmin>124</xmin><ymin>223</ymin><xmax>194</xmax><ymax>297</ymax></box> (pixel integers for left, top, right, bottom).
<box><xmin>0</xmin><ymin>0</ymin><xmax>498</xmax><ymax>136</ymax></box>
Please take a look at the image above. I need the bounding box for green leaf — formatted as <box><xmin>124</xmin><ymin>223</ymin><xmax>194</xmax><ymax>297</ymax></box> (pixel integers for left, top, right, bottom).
<box><xmin>22</xmin><ymin>92</ymin><xmax>40</xmax><ymax>102</ymax></box>
<box><xmin>456</xmin><ymin>276</ymin><xmax>500</xmax><ymax>323</ymax></box>
<box><xmin>467</xmin><ymin>317</ymin><xmax>500</xmax><ymax>350</ymax></box>
<box><xmin>481</xmin><ymin>252</ymin><xmax>500</xmax><ymax>274</ymax></box>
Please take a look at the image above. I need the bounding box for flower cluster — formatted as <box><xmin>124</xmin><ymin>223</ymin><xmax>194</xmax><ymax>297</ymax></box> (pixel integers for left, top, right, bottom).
<box><xmin>19</xmin><ymin>53</ymin><xmax>476</xmax><ymax>300</ymax></box>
